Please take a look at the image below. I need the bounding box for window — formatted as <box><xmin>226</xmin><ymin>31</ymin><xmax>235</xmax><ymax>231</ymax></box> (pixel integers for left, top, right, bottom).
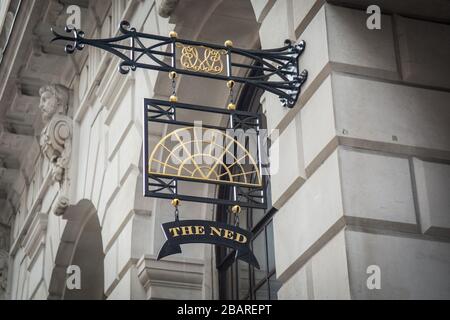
<box><xmin>216</xmin><ymin>71</ymin><xmax>281</xmax><ymax>300</ymax></box>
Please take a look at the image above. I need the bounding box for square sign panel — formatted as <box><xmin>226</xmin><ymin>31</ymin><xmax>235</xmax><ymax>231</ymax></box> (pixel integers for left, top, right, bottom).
<box><xmin>143</xmin><ymin>98</ymin><xmax>267</xmax><ymax>209</ymax></box>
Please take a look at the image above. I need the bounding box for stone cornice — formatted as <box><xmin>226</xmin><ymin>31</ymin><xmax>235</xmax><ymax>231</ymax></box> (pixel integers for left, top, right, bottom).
<box><xmin>137</xmin><ymin>254</ymin><xmax>204</xmax><ymax>299</ymax></box>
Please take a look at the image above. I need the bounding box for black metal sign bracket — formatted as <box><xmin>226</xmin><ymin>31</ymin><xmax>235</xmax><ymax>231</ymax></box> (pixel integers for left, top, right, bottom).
<box><xmin>52</xmin><ymin>21</ymin><xmax>308</xmax><ymax>108</ymax></box>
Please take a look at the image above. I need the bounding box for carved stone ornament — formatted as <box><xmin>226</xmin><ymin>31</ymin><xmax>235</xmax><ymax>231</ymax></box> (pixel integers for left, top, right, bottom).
<box><xmin>38</xmin><ymin>84</ymin><xmax>72</xmax><ymax>216</ymax></box>
<box><xmin>53</xmin><ymin>196</ymin><xmax>69</xmax><ymax>217</ymax></box>
<box><xmin>39</xmin><ymin>84</ymin><xmax>71</xmax><ymax>183</ymax></box>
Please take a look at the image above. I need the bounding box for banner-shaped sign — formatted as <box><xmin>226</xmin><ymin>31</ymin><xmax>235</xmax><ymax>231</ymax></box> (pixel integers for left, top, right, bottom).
<box><xmin>158</xmin><ymin>220</ymin><xmax>260</xmax><ymax>269</ymax></box>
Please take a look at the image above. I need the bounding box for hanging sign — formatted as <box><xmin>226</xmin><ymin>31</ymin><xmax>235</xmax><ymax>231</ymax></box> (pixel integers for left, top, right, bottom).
<box><xmin>158</xmin><ymin>219</ymin><xmax>260</xmax><ymax>269</ymax></box>
<box><xmin>143</xmin><ymin>98</ymin><xmax>267</xmax><ymax>209</ymax></box>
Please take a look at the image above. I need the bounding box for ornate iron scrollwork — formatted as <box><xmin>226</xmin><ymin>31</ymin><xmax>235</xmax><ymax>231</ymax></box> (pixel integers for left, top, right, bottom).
<box><xmin>51</xmin><ymin>21</ymin><xmax>308</xmax><ymax>108</ymax></box>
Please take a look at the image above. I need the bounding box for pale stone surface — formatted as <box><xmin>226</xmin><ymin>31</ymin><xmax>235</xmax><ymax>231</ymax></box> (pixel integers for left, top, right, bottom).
<box><xmin>27</xmin><ymin>248</ymin><xmax>44</xmax><ymax>299</ymax></box>
<box><xmin>250</xmin><ymin>0</ymin><xmax>273</xmax><ymax>22</ymax></box>
<box><xmin>326</xmin><ymin>5</ymin><xmax>397</xmax><ymax>76</ymax></box>
<box><xmin>273</xmin><ymin>150</ymin><xmax>343</xmax><ymax>276</ymax></box>
<box><xmin>107</xmin><ymin>88</ymin><xmax>134</xmax><ymax>159</ymax></box>
<box><xmin>31</xmin><ymin>282</ymin><xmax>47</xmax><ymax>300</ymax></box>
<box><xmin>278</xmin><ymin>229</ymin><xmax>350</xmax><ymax>299</ymax></box>
<box><xmin>269</xmin><ymin>117</ymin><xmax>304</xmax><ymax>208</ymax></box>
<box><xmin>75</xmin><ymin>108</ymin><xmax>95</xmax><ymax>199</ymax></box>
<box><xmin>277</xmin><ymin>262</ymin><xmax>309</xmax><ymax>299</ymax></box>
<box><xmin>117</xmin><ymin>126</ymin><xmax>141</xmax><ymax>185</ymax></box>
<box><xmin>116</xmin><ymin>218</ymin><xmax>133</xmax><ymax>275</ymax></box>
<box><xmin>297</xmin><ymin>6</ymin><xmax>328</xmax><ymax>93</ymax></box>
<box><xmin>90</xmin><ymin>134</ymin><xmax>106</xmax><ymax>207</ymax></box>
<box><xmin>261</xmin><ymin>92</ymin><xmax>289</xmax><ymax>135</ymax></box>
<box><xmin>259</xmin><ymin>0</ymin><xmax>292</xmax><ymax>49</ymax></box>
<box><xmin>84</xmin><ymin>106</ymin><xmax>102</xmax><ymax>199</ymax></box>
<box><xmin>412</xmin><ymin>158</ymin><xmax>450</xmax><ymax>235</ymax></box>
<box><xmin>104</xmin><ymin>241</ymin><xmax>118</xmax><ymax>293</ymax></box>
<box><xmin>108</xmin><ymin>267</ymin><xmax>145</xmax><ymax>300</ymax></box>
<box><xmin>397</xmin><ymin>16</ymin><xmax>450</xmax><ymax>89</ymax></box>
<box><xmin>300</xmin><ymin>75</ymin><xmax>335</xmax><ymax>169</ymax></box>
<box><xmin>310</xmin><ymin>229</ymin><xmax>350</xmax><ymax>299</ymax></box>
<box><xmin>333</xmin><ymin>74</ymin><xmax>450</xmax><ymax>155</ymax></box>
<box><xmin>340</xmin><ymin>148</ymin><xmax>417</xmax><ymax>225</ymax></box>
<box><xmin>329</xmin><ymin>0</ymin><xmax>450</xmax><ymax>23</ymax></box>
<box><xmin>130</xmin><ymin>212</ymin><xmax>153</xmax><ymax>259</ymax></box>
<box><xmin>107</xmin><ymin>267</ymin><xmax>132</xmax><ymax>300</ymax></box>
<box><xmin>346</xmin><ymin>230</ymin><xmax>450</xmax><ymax>299</ymax></box>
<box><xmin>98</xmin><ymin>152</ymin><xmax>119</xmax><ymax>224</ymax></box>
<box><xmin>293</xmin><ymin>0</ymin><xmax>318</xmax><ymax>32</ymax></box>
<box><xmin>101</xmin><ymin>170</ymin><xmax>137</xmax><ymax>247</ymax></box>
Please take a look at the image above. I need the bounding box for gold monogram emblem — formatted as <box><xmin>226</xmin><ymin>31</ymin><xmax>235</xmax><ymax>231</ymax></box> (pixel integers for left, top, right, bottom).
<box><xmin>177</xmin><ymin>43</ymin><xmax>226</xmax><ymax>74</ymax></box>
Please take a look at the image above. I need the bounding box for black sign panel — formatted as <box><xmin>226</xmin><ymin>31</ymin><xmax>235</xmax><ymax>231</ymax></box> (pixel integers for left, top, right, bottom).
<box><xmin>143</xmin><ymin>98</ymin><xmax>268</xmax><ymax>209</ymax></box>
<box><xmin>158</xmin><ymin>220</ymin><xmax>260</xmax><ymax>269</ymax></box>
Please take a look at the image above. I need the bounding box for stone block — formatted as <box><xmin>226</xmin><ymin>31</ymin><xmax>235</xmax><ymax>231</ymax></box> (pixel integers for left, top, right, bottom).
<box><xmin>326</xmin><ymin>5</ymin><xmax>397</xmax><ymax>77</ymax></box>
<box><xmin>107</xmin><ymin>88</ymin><xmax>134</xmax><ymax>159</ymax></box>
<box><xmin>397</xmin><ymin>16</ymin><xmax>450</xmax><ymax>89</ymax></box>
<box><xmin>27</xmin><ymin>247</ymin><xmax>44</xmax><ymax>299</ymax></box>
<box><xmin>250</xmin><ymin>0</ymin><xmax>274</xmax><ymax>22</ymax></box>
<box><xmin>333</xmin><ymin>74</ymin><xmax>450</xmax><ymax>157</ymax></box>
<box><xmin>412</xmin><ymin>158</ymin><xmax>450</xmax><ymax>236</ymax></box>
<box><xmin>117</xmin><ymin>219</ymin><xmax>133</xmax><ymax>274</ymax></box>
<box><xmin>84</xmin><ymin>108</ymin><xmax>102</xmax><ymax>199</ymax></box>
<box><xmin>300</xmin><ymin>75</ymin><xmax>335</xmax><ymax>170</ymax></box>
<box><xmin>118</xmin><ymin>126</ymin><xmax>141</xmax><ymax>185</ymax></box>
<box><xmin>340</xmin><ymin>148</ymin><xmax>417</xmax><ymax>226</ymax></box>
<box><xmin>104</xmin><ymin>241</ymin><xmax>118</xmax><ymax>293</ymax></box>
<box><xmin>108</xmin><ymin>266</ymin><xmax>146</xmax><ymax>300</ymax></box>
<box><xmin>107</xmin><ymin>267</ymin><xmax>131</xmax><ymax>300</ymax></box>
<box><xmin>277</xmin><ymin>229</ymin><xmax>350</xmax><ymax>299</ymax></box>
<box><xmin>102</xmin><ymin>170</ymin><xmax>137</xmax><ymax>247</ymax></box>
<box><xmin>277</xmin><ymin>262</ymin><xmax>309</xmax><ymax>299</ymax></box>
<box><xmin>273</xmin><ymin>150</ymin><xmax>343</xmax><ymax>276</ymax></box>
<box><xmin>261</xmin><ymin>92</ymin><xmax>289</xmax><ymax>135</ymax></box>
<box><xmin>75</xmin><ymin>108</ymin><xmax>95</xmax><ymax>199</ymax></box>
<box><xmin>293</xmin><ymin>0</ymin><xmax>319</xmax><ymax>32</ymax></box>
<box><xmin>346</xmin><ymin>230</ymin><xmax>450</xmax><ymax>299</ymax></box>
<box><xmin>310</xmin><ymin>229</ymin><xmax>350</xmax><ymax>299</ymax></box>
<box><xmin>259</xmin><ymin>0</ymin><xmax>292</xmax><ymax>49</ymax></box>
<box><xmin>297</xmin><ymin>6</ymin><xmax>328</xmax><ymax>93</ymax></box>
<box><xmin>269</xmin><ymin>117</ymin><xmax>305</xmax><ymax>208</ymax></box>
<box><xmin>98</xmin><ymin>152</ymin><xmax>119</xmax><ymax>225</ymax></box>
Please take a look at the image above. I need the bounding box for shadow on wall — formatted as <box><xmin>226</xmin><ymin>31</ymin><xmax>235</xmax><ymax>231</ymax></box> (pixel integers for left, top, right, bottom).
<box><xmin>48</xmin><ymin>199</ymin><xmax>104</xmax><ymax>300</ymax></box>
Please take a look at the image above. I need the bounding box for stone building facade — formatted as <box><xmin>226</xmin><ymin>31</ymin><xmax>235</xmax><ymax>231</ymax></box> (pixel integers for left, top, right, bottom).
<box><xmin>0</xmin><ymin>0</ymin><xmax>449</xmax><ymax>300</ymax></box>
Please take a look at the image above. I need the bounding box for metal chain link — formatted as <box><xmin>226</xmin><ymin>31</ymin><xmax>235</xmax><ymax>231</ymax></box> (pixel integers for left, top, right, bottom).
<box><xmin>172</xmin><ymin>77</ymin><xmax>176</xmax><ymax>96</ymax></box>
<box><xmin>174</xmin><ymin>206</ymin><xmax>179</xmax><ymax>221</ymax></box>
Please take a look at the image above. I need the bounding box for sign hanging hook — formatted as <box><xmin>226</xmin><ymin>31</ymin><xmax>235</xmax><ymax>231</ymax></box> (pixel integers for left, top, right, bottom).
<box><xmin>232</xmin><ymin>205</ymin><xmax>241</xmax><ymax>227</ymax></box>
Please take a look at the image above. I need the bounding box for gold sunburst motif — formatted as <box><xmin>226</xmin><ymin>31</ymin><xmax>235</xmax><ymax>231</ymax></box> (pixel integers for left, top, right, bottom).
<box><xmin>148</xmin><ymin>127</ymin><xmax>262</xmax><ymax>187</ymax></box>
<box><xmin>176</xmin><ymin>43</ymin><xmax>226</xmax><ymax>74</ymax></box>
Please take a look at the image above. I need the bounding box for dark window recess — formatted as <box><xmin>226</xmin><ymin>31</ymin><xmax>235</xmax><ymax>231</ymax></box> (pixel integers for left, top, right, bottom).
<box><xmin>216</xmin><ymin>64</ymin><xmax>280</xmax><ymax>300</ymax></box>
